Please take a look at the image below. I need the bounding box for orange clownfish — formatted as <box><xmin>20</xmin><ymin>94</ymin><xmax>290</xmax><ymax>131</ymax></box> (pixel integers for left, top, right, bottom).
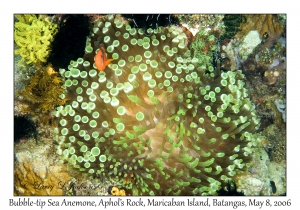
<box><xmin>94</xmin><ymin>47</ymin><xmax>114</xmax><ymax>71</ymax></box>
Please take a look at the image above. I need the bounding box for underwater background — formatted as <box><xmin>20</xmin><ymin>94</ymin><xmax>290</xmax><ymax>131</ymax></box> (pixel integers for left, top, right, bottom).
<box><xmin>13</xmin><ymin>14</ymin><xmax>286</xmax><ymax>196</ymax></box>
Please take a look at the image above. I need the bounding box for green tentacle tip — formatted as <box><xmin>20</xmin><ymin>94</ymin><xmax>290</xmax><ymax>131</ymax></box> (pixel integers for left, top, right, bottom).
<box><xmin>117</xmin><ymin>106</ymin><xmax>126</xmax><ymax>116</ymax></box>
<box><xmin>116</xmin><ymin>123</ymin><xmax>125</xmax><ymax>131</ymax></box>
<box><xmin>136</xmin><ymin>112</ymin><xmax>145</xmax><ymax>121</ymax></box>
<box><xmin>99</xmin><ymin>155</ymin><xmax>107</xmax><ymax>162</ymax></box>
<box><xmin>80</xmin><ymin>145</ymin><xmax>88</xmax><ymax>153</ymax></box>
<box><xmin>91</xmin><ymin>147</ymin><xmax>100</xmax><ymax>156</ymax></box>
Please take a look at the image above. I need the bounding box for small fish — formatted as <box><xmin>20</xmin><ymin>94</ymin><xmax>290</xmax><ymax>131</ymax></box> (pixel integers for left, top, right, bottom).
<box><xmin>94</xmin><ymin>47</ymin><xmax>114</xmax><ymax>71</ymax></box>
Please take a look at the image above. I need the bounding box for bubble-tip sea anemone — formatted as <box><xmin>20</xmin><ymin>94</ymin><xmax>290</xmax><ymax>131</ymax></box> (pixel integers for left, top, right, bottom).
<box><xmin>54</xmin><ymin>15</ymin><xmax>261</xmax><ymax>195</ymax></box>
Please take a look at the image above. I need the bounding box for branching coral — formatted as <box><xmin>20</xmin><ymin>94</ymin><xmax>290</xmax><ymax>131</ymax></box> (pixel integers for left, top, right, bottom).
<box><xmin>54</xmin><ymin>15</ymin><xmax>262</xmax><ymax>195</ymax></box>
<box><xmin>17</xmin><ymin>65</ymin><xmax>67</xmax><ymax>121</ymax></box>
<box><xmin>14</xmin><ymin>14</ymin><xmax>58</xmax><ymax>66</ymax></box>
